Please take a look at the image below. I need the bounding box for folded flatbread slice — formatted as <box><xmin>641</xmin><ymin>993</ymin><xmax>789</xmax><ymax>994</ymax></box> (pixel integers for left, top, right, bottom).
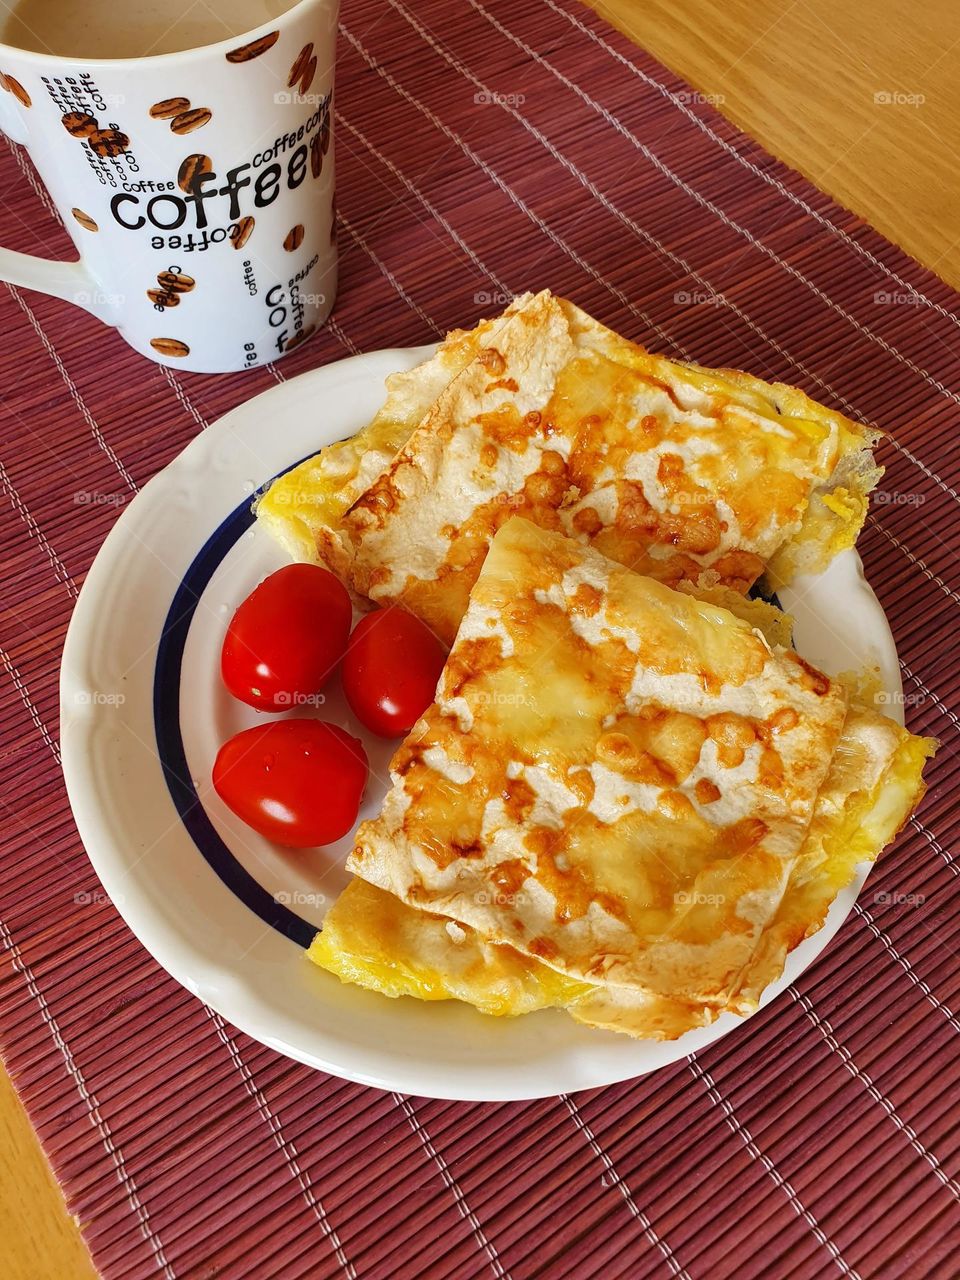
<box><xmin>260</xmin><ymin>290</ymin><xmax>881</xmax><ymax>644</ymax></box>
<box><xmin>311</xmin><ymin>696</ymin><xmax>932</xmax><ymax>1038</ymax></box>
<box><xmin>347</xmin><ymin>517</ymin><xmax>863</xmax><ymax>1006</ymax></box>
<box><xmin>308</xmin><ymin>876</ymin><xmax>594</xmax><ymax>1017</ymax></box>
<box><xmin>255</xmin><ymin>293</ymin><xmax>538</xmax><ymax>579</ymax></box>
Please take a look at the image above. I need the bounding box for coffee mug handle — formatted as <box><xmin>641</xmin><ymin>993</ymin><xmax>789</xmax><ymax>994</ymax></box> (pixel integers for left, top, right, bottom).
<box><xmin>0</xmin><ymin>245</ymin><xmax>117</xmax><ymax>320</ymax></box>
<box><xmin>0</xmin><ymin>99</ymin><xmax>118</xmax><ymax>322</ymax></box>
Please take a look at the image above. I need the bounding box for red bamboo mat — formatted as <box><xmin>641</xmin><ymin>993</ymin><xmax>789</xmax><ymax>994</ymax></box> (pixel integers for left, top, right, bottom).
<box><xmin>1</xmin><ymin>0</ymin><xmax>958</xmax><ymax>1276</ymax></box>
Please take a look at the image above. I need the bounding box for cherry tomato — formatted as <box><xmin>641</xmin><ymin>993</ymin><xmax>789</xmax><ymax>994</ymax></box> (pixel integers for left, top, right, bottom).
<box><xmin>221</xmin><ymin>564</ymin><xmax>351</xmax><ymax>711</ymax></box>
<box><xmin>212</xmin><ymin>719</ymin><xmax>368</xmax><ymax>848</ymax></box>
<box><xmin>342</xmin><ymin>606</ymin><xmax>447</xmax><ymax>738</ymax></box>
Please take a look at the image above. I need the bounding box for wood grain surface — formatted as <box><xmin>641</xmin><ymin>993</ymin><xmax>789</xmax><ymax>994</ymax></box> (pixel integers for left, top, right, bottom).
<box><xmin>0</xmin><ymin>1064</ymin><xmax>96</xmax><ymax>1278</ymax></box>
<box><xmin>587</xmin><ymin>0</ymin><xmax>960</xmax><ymax>288</ymax></box>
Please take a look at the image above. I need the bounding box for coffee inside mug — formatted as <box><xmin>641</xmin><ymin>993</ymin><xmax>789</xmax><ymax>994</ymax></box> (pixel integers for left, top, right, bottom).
<box><xmin>0</xmin><ymin>0</ymin><xmax>296</xmax><ymax>59</ymax></box>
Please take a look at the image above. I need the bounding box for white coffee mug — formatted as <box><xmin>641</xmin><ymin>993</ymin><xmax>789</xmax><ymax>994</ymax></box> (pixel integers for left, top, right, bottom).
<box><xmin>0</xmin><ymin>0</ymin><xmax>338</xmax><ymax>372</ymax></box>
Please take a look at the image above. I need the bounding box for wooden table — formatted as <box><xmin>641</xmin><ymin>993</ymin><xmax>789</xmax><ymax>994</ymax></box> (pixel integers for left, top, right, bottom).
<box><xmin>590</xmin><ymin>0</ymin><xmax>960</xmax><ymax>290</ymax></box>
<box><xmin>5</xmin><ymin>1</ymin><xmax>959</xmax><ymax>1274</ymax></box>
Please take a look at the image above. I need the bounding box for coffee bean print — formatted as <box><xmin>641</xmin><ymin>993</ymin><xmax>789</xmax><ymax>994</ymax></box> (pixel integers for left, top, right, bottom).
<box><xmin>87</xmin><ymin>128</ymin><xmax>130</xmax><ymax>159</ymax></box>
<box><xmin>298</xmin><ymin>55</ymin><xmax>318</xmax><ymax>95</ymax></box>
<box><xmin>171</xmin><ymin>107</ymin><xmax>212</xmax><ymax>135</ymax></box>
<box><xmin>71</xmin><ymin>208</ymin><xmax>98</xmax><ymax>232</ymax></box>
<box><xmin>226</xmin><ymin>30</ymin><xmax>279</xmax><ymax>62</ymax></box>
<box><xmin>147</xmin><ymin>288</ymin><xmax>179</xmax><ymax>308</ymax></box>
<box><xmin>177</xmin><ymin>153</ymin><xmax>212</xmax><ymax>192</ymax></box>
<box><xmin>150</xmin><ymin>338</ymin><xmax>190</xmax><ymax>357</ymax></box>
<box><xmin>62</xmin><ymin>111</ymin><xmax>97</xmax><ymax>138</ymax></box>
<box><xmin>156</xmin><ymin>270</ymin><xmax>195</xmax><ymax>293</ymax></box>
<box><xmin>0</xmin><ymin>73</ymin><xmax>31</xmax><ymax>108</ymax></box>
<box><xmin>310</xmin><ymin>133</ymin><xmax>322</xmax><ymax>179</ymax></box>
<box><xmin>285</xmin><ymin>323</ymin><xmax>316</xmax><ymax>352</ymax></box>
<box><xmin>149</xmin><ymin>97</ymin><xmax>190</xmax><ymax>119</ymax></box>
<box><xmin>230</xmin><ymin>215</ymin><xmax>255</xmax><ymax>249</ymax></box>
<box><xmin>288</xmin><ymin>43</ymin><xmax>313</xmax><ymax>88</ymax></box>
<box><xmin>320</xmin><ymin>111</ymin><xmax>330</xmax><ymax>156</ymax></box>
<box><xmin>283</xmin><ymin>224</ymin><xmax>304</xmax><ymax>252</ymax></box>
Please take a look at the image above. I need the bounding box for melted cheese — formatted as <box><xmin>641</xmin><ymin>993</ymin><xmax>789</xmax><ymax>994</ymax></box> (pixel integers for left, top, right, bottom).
<box><xmin>255</xmin><ymin>293</ymin><xmax>538</xmax><ymax>575</ymax></box>
<box><xmin>310</xmin><ymin>699</ymin><xmax>933</xmax><ymax>1040</ymax></box>
<box><xmin>257</xmin><ymin>290</ymin><xmax>880</xmax><ymax>644</ymax></box>
<box><xmin>308</xmin><ymin>877</ymin><xmax>591</xmax><ymax>1016</ymax></box>
<box><xmin>344</xmin><ymin>291</ymin><xmax>879</xmax><ymax>643</ymax></box>
<box><xmin>347</xmin><ymin>519</ymin><xmax>852</xmax><ymax>1002</ymax></box>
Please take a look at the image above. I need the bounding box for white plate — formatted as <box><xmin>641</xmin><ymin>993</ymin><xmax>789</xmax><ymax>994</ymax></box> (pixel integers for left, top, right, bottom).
<box><xmin>61</xmin><ymin>347</ymin><xmax>904</xmax><ymax>1101</ymax></box>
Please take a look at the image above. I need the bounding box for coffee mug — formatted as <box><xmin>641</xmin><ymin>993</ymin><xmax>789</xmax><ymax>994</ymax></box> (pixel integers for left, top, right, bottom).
<box><xmin>0</xmin><ymin>0</ymin><xmax>338</xmax><ymax>372</ymax></box>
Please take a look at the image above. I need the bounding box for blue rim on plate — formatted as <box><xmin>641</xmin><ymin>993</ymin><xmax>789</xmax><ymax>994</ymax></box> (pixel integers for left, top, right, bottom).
<box><xmin>153</xmin><ymin>484</ymin><xmax>316</xmax><ymax>948</ymax></box>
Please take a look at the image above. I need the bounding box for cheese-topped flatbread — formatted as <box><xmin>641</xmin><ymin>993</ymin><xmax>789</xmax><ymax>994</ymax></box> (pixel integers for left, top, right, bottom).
<box><xmin>256</xmin><ymin>292</ymin><xmax>539</xmax><ymax>579</ymax></box>
<box><xmin>347</xmin><ymin>518</ymin><xmax>858</xmax><ymax>1004</ymax></box>
<box><xmin>260</xmin><ymin>290</ymin><xmax>880</xmax><ymax>644</ymax></box>
<box><xmin>312</xmin><ymin>690</ymin><xmax>932</xmax><ymax>1039</ymax></box>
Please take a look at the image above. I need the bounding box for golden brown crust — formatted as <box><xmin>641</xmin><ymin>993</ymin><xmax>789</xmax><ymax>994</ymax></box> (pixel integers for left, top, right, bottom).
<box><xmin>348</xmin><ymin>519</ymin><xmax>851</xmax><ymax>1004</ymax></box>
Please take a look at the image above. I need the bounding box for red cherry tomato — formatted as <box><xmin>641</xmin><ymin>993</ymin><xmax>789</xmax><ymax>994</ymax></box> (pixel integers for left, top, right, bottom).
<box><xmin>212</xmin><ymin>719</ymin><xmax>368</xmax><ymax>848</ymax></box>
<box><xmin>221</xmin><ymin>563</ymin><xmax>351</xmax><ymax>711</ymax></box>
<box><xmin>342</xmin><ymin>606</ymin><xmax>447</xmax><ymax>738</ymax></box>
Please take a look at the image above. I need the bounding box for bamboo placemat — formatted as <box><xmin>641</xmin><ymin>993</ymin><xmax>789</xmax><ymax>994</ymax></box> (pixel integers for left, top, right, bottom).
<box><xmin>1</xmin><ymin>0</ymin><xmax>958</xmax><ymax>1276</ymax></box>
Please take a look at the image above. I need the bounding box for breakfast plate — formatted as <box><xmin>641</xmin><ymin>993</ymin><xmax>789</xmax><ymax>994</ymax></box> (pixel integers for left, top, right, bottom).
<box><xmin>61</xmin><ymin>345</ymin><xmax>905</xmax><ymax>1100</ymax></box>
